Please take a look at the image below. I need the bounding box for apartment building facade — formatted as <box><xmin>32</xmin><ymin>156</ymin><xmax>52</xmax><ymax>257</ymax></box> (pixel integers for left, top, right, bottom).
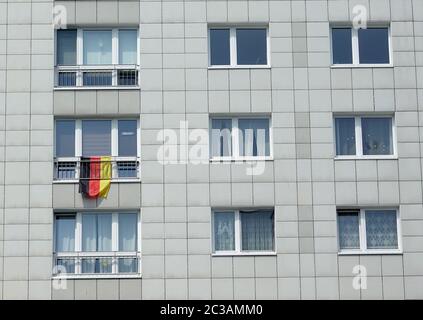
<box><xmin>1</xmin><ymin>0</ymin><xmax>423</xmax><ymax>299</ymax></box>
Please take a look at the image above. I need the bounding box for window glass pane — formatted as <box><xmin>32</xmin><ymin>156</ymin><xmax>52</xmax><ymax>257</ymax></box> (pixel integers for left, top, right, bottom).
<box><xmin>56</xmin><ymin>258</ymin><xmax>75</xmax><ymax>274</ymax></box>
<box><xmin>82</xmin><ymin>72</ymin><xmax>112</xmax><ymax>86</ymax></box>
<box><xmin>211</xmin><ymin>119</ymin><xmax>232</xmax><ymax>157</ymax></box>
<box><xmin>365</xmin><ymin>210</ymin><xmax>398</xmax><ymax>249</ymax></box>
<box><xmin>331</xmin><ymin>28</ymin><xmax>352</xmax><ymax>64</ymax></box>
<box><xmin>83</xmin><ymin>30</ymin><xmax>112</xmax><ymax>65</ymax></box>
<box><xmin>361</xmin><ymin>117</ymin><xmax>393</xmax><ymax>155</ymax></box>
<box><xmin>236</xmin><ymin>28</ymin><xmax>267</xmax><ymax>65</ymax></box>
<box><xmin>119</xmin><ymin>213</ymin><xmax>137</xmax><ymax>251</ymax></box>
<box><xmin>81</xmin><ymin>258</ymin><xmax>112</xmax><ymax>273</ymax></box>
<box><xmin>338</xmin><ymin>212</ymin><xmax>360</xmax><ymax>250</ymax></box>
<box><xmin>82</xmin><ymin>120</ymin><xmax>111</xmax><ymax>156</ymax></box>
<box><xmin>119</xmin><ymin>258</ymin><xmax>138</xmax><ymax>273</ymax></box>
<box><xmin>358</xmin><ymin>28</ymin><xmax>390</xmax><ymax>64</ymax></box>
<box><xmin>238</xmin><ymin>118</ymin><xmax>270</xmax><ymax>157</ymax></box>
<box><xmin>209</xmin><ymin>29</ymin><xmax>230</xmax><ymax>66</ymax></box>
<box><xmin>119</xmin><ymin>30</ymin><xmax>138</xmax><ymax>64</ymax></box>
<box><xmin>55</xmin><ymin>215</ymin><xmax>75</xmax><ymax>252</ymax></box>
<box><xmin>241</xmin><ymin>210</ymin><xmax>274</xmax><ymax>251</ymax></box>
<box><xmin>57</xmin><ymin>30</ymin><xmax>77</xmax><ymax>65</ymax></box>
<box><xmin>82</xmin><ymin>214</ymin><xmax>112</xmax><ymax>252</ymax></box>
<box><xmin>55</xmin><ymin>120</ymin><xmax>75</xmax><ymax>157</ymax></box>
<box><xmin>118</xmin><ymin>120</ymin><xmax>137</xmax><ymax>157</ymax></box>
<box><xmin>214</xmin><ymin>212</ymin><xmax>235</xmax><ymax>251</ymax></box>
<box><xmin>335</xmin><ymin>118</ymin><xmax>356</xmax><ymax>155</ymax></box>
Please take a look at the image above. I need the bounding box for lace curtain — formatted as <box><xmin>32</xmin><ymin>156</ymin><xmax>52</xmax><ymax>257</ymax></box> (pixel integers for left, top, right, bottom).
<box><xmin>241</xmin><ymin>210</ymin><xmax>274</xmax><ymax>251</ymax></box>
<box><xmin>361</xmin><ymin>118</ymin><xmax>393</xmax><ymax>155</ymax></box>
<box><xmin>338</xmin><ymin>212</ymin><xmax>360</xmax><ymax>249</ymax></box>
<box><xmin>365</xmin><ymin>210</ymin><xmax>398</xmax><ymax>249</ymax></box>
<box><xmin>214</xmin><ymin>212</ymin><xmax>235</xmax><ymax>251</ymax></box>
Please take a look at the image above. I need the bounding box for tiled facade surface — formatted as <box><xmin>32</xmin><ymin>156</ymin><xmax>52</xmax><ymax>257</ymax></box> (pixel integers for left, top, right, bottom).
<box><xmin>0</xmin><ymin>0</ymin><xmax>422</xmax><ymax>299</ymax></box>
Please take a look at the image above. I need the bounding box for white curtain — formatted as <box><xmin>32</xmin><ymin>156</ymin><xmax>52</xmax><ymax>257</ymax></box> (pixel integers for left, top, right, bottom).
<box><xmin>361</xmin><ymin>118</ymin><xmax>393</xmax><ymax>155</ymax></box>
<box><xmin>241</xmin><ymin>210</ymin><xmax>274</xmax><ymax>251</ymax></box>
<box><xmin>365</xmin><ymin>210</ymin><xmax>398</xmax><ymax>249</ymax></box>
<box><xmin>119</xmin><ymin>213</ymin><xmax>137</xmax><ymax>251</ymax></box>
<box><xmin>82</xmin><ymin>258</ymin><xmax>112</xmax><ymax>274</ymax></box>
<box><xmin>119</xmin><ymin>30</ymin><xmax>137</xmax><ymax>64</ymax></box>
<box><xmin>238</xmin><ymin>119</ymin><xmax>269</xmax><ymax>157</ymax></box>
<box><xmin>55</xmin><ymin>215</ymin><xmax>75</xmax><ymax>252</ymax></box>
<box><xmin>82</xmin><ymin>213</ymin><xmax>112</xmax><ymax>251</ymax></box>
<box><xmin>338</xmin><ymin>212</ymin><xmax>360</xmax><ymax>249</ymax></box>
<box><xmin>83</xmin><ymin>30</ymin><xmax>112</xmax><ymax>65</ymax></box>
<box><xmin>211</xmin><ymin>119</ymin><xmax>232</xmax><ymax>157</ymax></box>
<box><xmin>119</xmin><ymin>258</ymin><xmax>137</xmax><ymax>273</ymax></box>
<box><xmin>214</xmin><ymin>212</ymin><xmax>235</xmax><ymax>251</ymax></box>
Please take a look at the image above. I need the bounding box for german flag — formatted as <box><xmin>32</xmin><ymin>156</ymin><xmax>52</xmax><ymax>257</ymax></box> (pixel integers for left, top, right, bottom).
<box><xmin>79</xmin><ymin>156</ymin><xmax>112</xmax><ymax>198</ymax></box>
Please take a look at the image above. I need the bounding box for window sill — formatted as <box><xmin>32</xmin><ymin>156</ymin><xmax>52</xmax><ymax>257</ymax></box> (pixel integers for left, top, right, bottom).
<box><xmin>53</xmin><ymin>179</ymin><xmax>141</xmax><ymax>184</ymax></box>
<box><xmin>208</xmin><ymin>65</ymin><xmax>271</xmax><ymax>70</ymax></box>
<box><xmin>52</xmin><ymin>274</ymin><xmax>142</xmax><ymax>280</ymax></box>
<box><xmin>331</xmin><ymin>64</ymin><xmax>393</xmax><ymax>69</ymax></box>
<box><xmin>212</xmin><ymin>252</ymin><xmax>276</xmax><ymax>257</ymax></box>
<box><xmin>54</xmin><ymin>86</ymin><xmax>140</xmax><ymax>91</ymax></box>
<box><xmin>334</xmin><ymin>155</ymin><xmax>398</xmax><ymax>161</ymax></box>
<box><xmin>338</xmin><ymin>250</ymin><xmax>402</xmax><ymax>256</ymax></box>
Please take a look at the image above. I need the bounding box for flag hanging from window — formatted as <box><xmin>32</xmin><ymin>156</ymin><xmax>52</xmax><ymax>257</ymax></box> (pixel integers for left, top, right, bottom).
<box><xmin>79</xmin><ymin>156</ymin><xmax>112</xmax><ymax>198</ymax></box>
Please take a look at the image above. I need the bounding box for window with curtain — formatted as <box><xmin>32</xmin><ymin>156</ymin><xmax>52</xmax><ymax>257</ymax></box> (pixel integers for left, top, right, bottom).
<box><xmin>54</xmin><ymin>212</ymin><xmax>140</xmax><ymax>275</ymax></box>
<box><xmin>210</xmin><ymin>117</ymin><xmax>271</xmax><ymax>160</ymax></box>
<box><xmin>334</xmin><ymin>116</ymin><xmax>394</xmax><ymax>158</ymax></box>
<box><xmin>238</xmin><ymin>118</ymin><xmax>270</xmax><ymax>157</ymax></box>
<box><xmin>83</xmin><ymin>30</ymin><xmax>113</xmax><ymax>65</ymax></box>
<box><xmin>337</xmin><ymin>209</ymin><xmax>400</xmax><ymax>253</ymax></box>
<box><xmin>119</xmin><ymin>30</ymin><xmax>138</xmax><ymax>64</ymax></box>
<box><xmin>331</xmin><ymin>27</ymin><xmax>390</xmax><ymax>65</ymax></box>
<box><xmin>211</xmin><ymin>119</ymin><xmax>232</xmax><ymax>157</ymax></box>
<box><xmin>209</xmin><ymin>27</ymin><xmax>268</xmax><ymax>67</ymax></box>
<box><xmin>213</xmin><ymin>209</ymin><xmax>275</xmax><ymax>254</ymax></box>
<box><xmin>82</xmin><ymin>120</ymin><xmax>112</xmax><ymax>157</ymax></box>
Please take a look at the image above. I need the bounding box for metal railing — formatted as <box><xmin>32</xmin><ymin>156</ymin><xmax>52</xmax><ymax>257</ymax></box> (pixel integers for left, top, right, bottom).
<box><xmin>53</xmin><ymin>252</ymin><xmax>140</xmax><ymax>275</ymax></box>
<box><xmin>54</xmin><ymin>157</ymin><xmax>140</xmax><ymax>181</ymax></box>
<box><xmin>55</xmin><ymin>65</ymin><xmax>140</xmax><ymax>88</ymax></box>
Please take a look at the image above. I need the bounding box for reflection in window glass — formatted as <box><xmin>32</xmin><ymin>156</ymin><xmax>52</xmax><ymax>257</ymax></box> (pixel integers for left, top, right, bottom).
<box><xmin>335</xmin><ymin>118</ymin><xmax>356</xmax><ymax>156</ymax></box>
<box><xmin>57</xmin><ymin>30</ymin><xmax>77</xmax><ymax>65</ymax></box>
<box><xmin>55</xmin><ymin>120</ymin><xmax>75</xmax><ymax>157</ymax></box>
<box><xmin>83</xmin><ymin>30</ymin><xmax>113</xmax><ymax>65</ymax></box>
<box><xmin>358</xmin><ymin>28</ymin><xmax>390</xmax><ymax>64</ymax></box>
<box><xmin>332</xmin><ymin>28</ymin><xmax>352</xmax><ymax>64</ymax></box>
<box><xmin>361</xmin><ymin>118</ymin><xmax>393</xmax><ymax>155</ymax></box>
<box><xmin>209</xmin><ymin>29</ymin><xmax>231</xmax><ymax>66</ymax></box>
<box><xmin>236</xmin><ymin>29</ymin><xmax>267</xmax><ymax>65</ymax></box>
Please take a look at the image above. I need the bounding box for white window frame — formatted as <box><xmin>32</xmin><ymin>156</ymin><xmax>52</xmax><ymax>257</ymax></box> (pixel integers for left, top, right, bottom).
<box><xmin>209</xmin><ymin>116</ymin><xmax>273</xmax><ymax>161</ymax></box>
<box><xmin>53</xmin><ymin>211</ymin><xmax>142</xmax><ymax>279</ymax></box>
<box><xmin>54</xmin><ymin>118</ymin><xmax>141</xmax><ymax>182</ymax></box>
<box><xmin>54</xmin><ymin>28</ymin><xmax>140</xmax><ymax>89</ymax></box>
<box><xmin>333</xmin><ymin>114</ymin><xmax>397</xmax><ymax>160</ymax></box>
<box><xmin>208</xmin><ymin>26</ymin><xmax>271</xmax><ymax>69</ymax></box>
<box><xmin>211</xmin><ymin>209</ymin><xmax>276</xmax><ymax>256</ymax></box>
<box><xmin>337</xmin><ymin>208</ymin><xmax>402</xmax><ymax>255</ymax></box>
<box><xmin>330</xmin><ymin>25</ymin><xmax>393</xmax><ymax>68</ymax></box>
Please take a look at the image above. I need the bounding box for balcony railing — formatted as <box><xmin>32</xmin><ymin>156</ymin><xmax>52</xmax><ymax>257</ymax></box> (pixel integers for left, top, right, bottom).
<box><xmin>55</xmin><ymin>65</ymin><xmax>140</xmax><ymax>88</ymax></box>
<box><xmin>53</xmin><ymin>252</ymin><xmax>140</xmax><ymax>276</ymax></box>
<box><xmin>54</xmin><ymin>157</ymin><xmax>140</xmax><ymax>181</ymax></box>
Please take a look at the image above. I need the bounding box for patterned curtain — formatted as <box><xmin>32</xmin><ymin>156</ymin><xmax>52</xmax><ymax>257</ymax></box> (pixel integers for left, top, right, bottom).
<box><xmin>241</xmin><ymin>210</ymin><xmax>274</xmax><ymax>251</ymax></box>
<box><xmin>361</xmin><ymin>118</ymin><xmax>393</xmax><ymax>155</ymax></box>
<box><xmin>214</xmin><ymin>212</ymin><xmax>235</xmax><ymax>251</ymax></box>
<box><xmin>338</xmin><ymin>212</ymin><xmax>360</xmax><ymax>249</ymax></box>
<box><xmin>365</xmin><ymin>210</ymin><xmax>398</xmax><ymax>249</ymax></box>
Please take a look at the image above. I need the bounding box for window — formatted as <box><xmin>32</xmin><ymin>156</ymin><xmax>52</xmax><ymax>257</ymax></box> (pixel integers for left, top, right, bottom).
<box><xmin>55</xmin><ymin>28</ymin><xmax>139</xmax><ymax>87</ymax></box>
<box><xmin>54</xmin><ymin>119</ymin><xmax>140</xmax><ymax>180</ymax></box>
<box><xmin>209</xmin><ymin>27</ymin><xmax>269</xmax><ymax>67</ymax></box>
<box><xmin>331</xmin><ymin>27</ymin><xmax>391</xmax><ymax>65</ymax></box>
<box><xmin>337</xmin><ymin>209</ymin><xmax>401</xmax><ymax>254</ymax></box>
<box><xmin>54</xmin><ymin>212</ymin><xmax>140</xmax><ymax>276</ymax></box>
<box><xmin>334</xmin><ymin>116</ymin><xmax>395</xmax><ymax>158</ymax></box>
<box><xmin>210</xmin><ymin>117</ymin><xmax>271</xmax><ymax>160</ymax></box>
<box><xmin>213</xmin><ymin>209</ymin><xmax>275</xmax><ymax>255</ymax></box>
